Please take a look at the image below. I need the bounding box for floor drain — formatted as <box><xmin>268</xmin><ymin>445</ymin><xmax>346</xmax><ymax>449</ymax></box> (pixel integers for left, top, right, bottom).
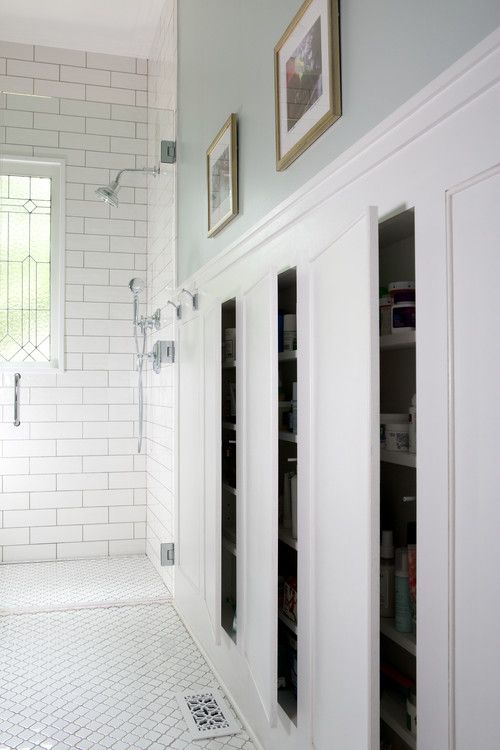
<box><xmin>176</xmin><ymin>687</ymin><xmax>241</xmax><ymax>740</ymax></box>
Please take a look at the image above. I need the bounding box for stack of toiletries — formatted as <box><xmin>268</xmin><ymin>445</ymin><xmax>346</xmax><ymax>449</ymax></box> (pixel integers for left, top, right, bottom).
<box><xmin>380</xmin><ymin>394</ymin><xmax>416</xmax><ymax>454</ymax></box>
<box><xmin>379</xmin><ymin>281</ymin><xmax>416</xmax><ymax>337</ymax></box>
<box><xmin>380</xmin><ymin>520</ymin><xmax>416</xmax><ymax>634</ymax></box>
<box><xmin>278</xmin><ymin>312</ymin><xmax>297</xmax><ymax>352</ymax></box>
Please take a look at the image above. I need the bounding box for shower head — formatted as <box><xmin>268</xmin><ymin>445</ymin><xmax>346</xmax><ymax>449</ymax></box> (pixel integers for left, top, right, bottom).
<box><xmin>129</xmin><ymin>277</ymin><xmax>145</xmax><ymax>326</ymax></box>
<box><xmin>95</xmin><ymin>178</ymin><xmax>120</xmax><ymax>207</ymax></box>
<box><xmin>129</xmin><ymin>277</ymin><xmax>145</xmax><ymax>296</ymax></box>
<box><xmin>95</xmin><ymin>166</ymin><xmax>160</xmax><ymax>206</ymax></box>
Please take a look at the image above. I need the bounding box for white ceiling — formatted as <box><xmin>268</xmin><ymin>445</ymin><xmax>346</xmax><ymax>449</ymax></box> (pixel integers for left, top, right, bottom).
<box><xmin>0</xmin><ymin>0</ymin><xmax>166</xmax><ymax>58</ymax></box>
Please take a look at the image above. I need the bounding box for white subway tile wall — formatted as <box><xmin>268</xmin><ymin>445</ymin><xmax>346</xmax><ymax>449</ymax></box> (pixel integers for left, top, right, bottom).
<box><xmin>0</xmin><ymin>41</ymin><xmax>149</xmax><ymax>562</ymax></box>
<box><xmin>145</xmin><ymin>0</ymin><xmax>176</xmax><ymax>591</ymax></box>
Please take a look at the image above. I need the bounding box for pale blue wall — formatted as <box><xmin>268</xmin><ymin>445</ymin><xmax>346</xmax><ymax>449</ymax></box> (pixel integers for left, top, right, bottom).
<box><xmin>177</xmin><ymin>0</ymin><xmax>500</xmax><ymax>281</ymax></box>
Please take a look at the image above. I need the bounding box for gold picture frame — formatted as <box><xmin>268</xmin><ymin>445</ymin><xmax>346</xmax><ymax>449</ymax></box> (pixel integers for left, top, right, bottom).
<box><xmin>274</xmin><ymin>0</ymin><xmax>341</xmax><ymax>171</ymax></box>
<box><xmin>207</xmin><ymin>113</ymin><xmax>238</xmax><ymax>237</ymax></box>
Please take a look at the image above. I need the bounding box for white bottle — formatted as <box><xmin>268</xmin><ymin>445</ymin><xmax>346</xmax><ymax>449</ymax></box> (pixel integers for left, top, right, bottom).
<box><xmin>395</xmin><ymin>547</ymin><xmax>413</xmax><ymax>632</ymax></box>
<box><xmin>380</xmin><ymin>530</ymin><xmax>395</xmax><ymax>618</ymax></box>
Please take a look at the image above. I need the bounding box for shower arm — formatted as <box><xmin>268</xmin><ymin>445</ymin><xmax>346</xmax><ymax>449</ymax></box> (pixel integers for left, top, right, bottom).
<box><xmin>113</xmin><ymin>165</ymin><xmax>160</xmax><ymax>185</ymax></box>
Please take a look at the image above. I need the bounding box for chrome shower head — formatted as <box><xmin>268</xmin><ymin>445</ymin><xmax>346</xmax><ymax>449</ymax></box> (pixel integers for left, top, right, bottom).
<box><xmin>95</xmin><ymin>180</ymin><xmax>120</xmax><ymax>207</ymax></box>
<box><xmin>129</xmin><ymin>277</ymin><xmax>145</xmax><ymax>296</ymax></box>
<box><xmin>129</xmin><ymin>277</ymin><xmax>145</xmax><ymax>326</ymax></box>
<box><xmin>95</xmin><ymin>166</ymin><xmax>160</xmax><ymax>206</ymax></box>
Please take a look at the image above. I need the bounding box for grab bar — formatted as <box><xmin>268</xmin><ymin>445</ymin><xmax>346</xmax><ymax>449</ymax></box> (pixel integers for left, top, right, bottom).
<box><xmin>13</xmin><ymin>373</ymin><xmax>21</xmax><ymax>426</ymax></box>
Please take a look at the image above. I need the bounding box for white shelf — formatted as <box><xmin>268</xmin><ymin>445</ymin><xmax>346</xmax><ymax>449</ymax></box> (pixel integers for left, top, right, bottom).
<box><xmin>277</xmin><ymin>689</ymin><xmax>297</xmax><ymax>723</ymax></box>
<box><xmin>381</xmin><ymin>690</ymin><xmax>416</xmax><ymax>749</ymax></box>
<box><xmin>222</xmin><ymin>533</ymin><xmax>237</xmax><ymax>557</ymax></box>
<box><xmin>278</xmin><ymin>526</ymin><xmax>298</xmax><ymax>550</ymax></box>
<box><xmin>222</xmin><ymin>421</ymin><xmax>236</xmax><ymax>431</ymax></box>
<box><xmin>380</xmin><ymin>332</ymin><xmax>416</xmax><ymax>351</ymax></box>
<box><xmin>380</xmin><ymin>618</ymin><xmax>416</xmax><ymax>656</ymax></box>
<box><xmin>279</xmin><ymin>432</ymin><xmax>297</xmax><ymax>443</ymax></box>
<box><xmin>278</xmin><ymin>350</ymin><xmax>297</xmax><ymax>362</ymax></box>
<box><xmin>381</xmin><ymin>449</ymin><xmax>416</xmax><ymax>468</ymax></box>
<box><xmin>222</xmin><ymin>483</ymin><xmax>237</xmax><ymax>495</ymax></box>
<box><xmin>278</xmin><ymin>610</ymin><xmax>297</xmax><ymax>634</ymax></box>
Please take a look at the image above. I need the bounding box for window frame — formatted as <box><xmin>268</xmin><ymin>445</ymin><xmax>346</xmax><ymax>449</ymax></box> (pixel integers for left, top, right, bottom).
<box><xmin>0</xmin><ymin>155</ymin><xmax>65</xmax><ymax>372</ymax></box>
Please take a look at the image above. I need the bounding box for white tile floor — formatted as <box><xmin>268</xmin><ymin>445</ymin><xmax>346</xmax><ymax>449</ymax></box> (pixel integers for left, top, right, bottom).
<box><xmin>0</xmin><ymin>556</ymin><xmax>171</xmax><ymax>615</ymax></box>
<box><xmin>0</xmin><ymin>557</ymin><xmax>256</xmax><ymax>750</ymax></box>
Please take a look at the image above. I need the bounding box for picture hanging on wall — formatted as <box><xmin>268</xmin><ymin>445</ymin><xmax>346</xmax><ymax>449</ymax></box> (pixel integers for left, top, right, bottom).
<box><xmin>206</xmin><ymin>113</ymin><xmax>238</xmax><ymax>237</ymax></box>
<box><xmin>274</xmin><ymin>0</ymin><xmax>341</xmax><ymax>171</ymax></box>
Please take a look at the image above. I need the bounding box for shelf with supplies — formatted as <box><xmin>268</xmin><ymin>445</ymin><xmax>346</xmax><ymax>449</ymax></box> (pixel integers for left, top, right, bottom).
<box><xmin>380</xmin><ymin>331</ymin><xmax>415</xmax><ymax>351</ymax></box>
<box><xmin>277</xmin><ymin>267</ymin><xmax>298</xmax><ymax>725</ymax></box>
<box><xmin>278</xmin><ymin>610</ymin><xmax>297</xmax><ymax>635</ymax></box>
<box><xmin>379</xmin><ymin>212</ymin><xmax>417</xmax><ymax>750</ymax></box>
<box><xmin>380</xmin><ymin>449</ymin><xmax>416</xmax><ymax>468</ymax></box>
<box><xmin>380</xmin><ymin>690</ymin><xmax>416</xmax><ymax>749</ymax></box>
<box><xmin>380</xmin><ymin>618</ymin><xmax>416</xmax><ymax>656</ymax></box>
<box><xmin>279</xmin><ymin>432</ymin><xmax>297</xmax><ymax>443</ymax></box>
<box><xmin>221</xmin><ymin>298</ymin><xmax>237</xmax><ymax>643</ymax></box>
<box><xmin>222</xmin><ymin>529</ymin><xmax>237</xmax><ymax>557</ymax></box>
<box><xmin>279</xmin><ymin>526</ymin><xmax>298</xmax><ymax>551</ymax></box>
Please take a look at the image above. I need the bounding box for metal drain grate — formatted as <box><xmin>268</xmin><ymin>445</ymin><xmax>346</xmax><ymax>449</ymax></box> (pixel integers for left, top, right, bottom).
<box><xmin>176</xmin><ymin>687</ymin><xmax>241</xmax><ymax>740</ymax></box>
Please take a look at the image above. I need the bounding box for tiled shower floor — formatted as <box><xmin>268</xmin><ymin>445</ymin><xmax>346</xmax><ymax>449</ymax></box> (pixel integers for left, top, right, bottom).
<box><xmin>0</xmin><ymin>556</ymin><xmax>171</xmax><ymax>614</ymax></box>
<box><xmin>0</xmin><ymin>557</ymin><xmax>255</xmax><ymax>750</ymax></box>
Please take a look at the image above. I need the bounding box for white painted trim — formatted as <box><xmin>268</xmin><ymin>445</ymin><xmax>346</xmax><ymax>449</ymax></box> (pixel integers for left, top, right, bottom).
<box><xmin>445</xmin><ymin>162</ymin><xmax>500</xmax><ymax>750</ymax></box>
<box><xmin>178</xmin><ymin>27</ymin><xmax>500</xmax><ymax>293</ymax></box>
<box><xmin>173</xmin><ymin>600</ymin><xmax>266</xmax><ymax>750</ymax></box>
<box><xmin>0</xmin><ymin>154</ymin><xmax>66</xmax><ymax>372</ymax></box>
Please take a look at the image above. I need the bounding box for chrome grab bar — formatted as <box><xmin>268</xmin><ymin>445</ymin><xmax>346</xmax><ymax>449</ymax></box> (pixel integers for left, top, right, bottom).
<box><xmin>13</xmin><ymin>373</ymin><xmax>21</xmax><ymax>426</ymax></box>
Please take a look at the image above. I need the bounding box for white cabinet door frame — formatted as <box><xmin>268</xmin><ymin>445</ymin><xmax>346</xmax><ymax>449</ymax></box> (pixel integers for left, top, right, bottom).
<box><xmin>308</xmin><ymin>208</ymin><xmax>379</xmax><ymax>750</ymax></box>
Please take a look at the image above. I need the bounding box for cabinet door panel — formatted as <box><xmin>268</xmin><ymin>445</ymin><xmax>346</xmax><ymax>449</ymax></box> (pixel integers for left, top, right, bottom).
<box><xmin>243</xmin><ymin>272</ymin><xmax>278</xmax><ymax>726</ymax></box>
<box><xmin>177</xmin><ymin>315</ymin><xmax>204</xmax><ymax>594</ymax></box>
<box><xmin>450</xmin><ymin>168</ymin><xmax>500</xmax><ymax>749</ymax></box>
<box><xmin>310</xmin><ymin>208</ymin><xmax>379</xmax><ymax>750</ymax></box>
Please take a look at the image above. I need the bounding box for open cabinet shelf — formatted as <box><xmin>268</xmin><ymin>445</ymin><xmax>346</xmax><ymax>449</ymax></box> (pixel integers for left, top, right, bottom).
<box><xmin>277</xmin><ymin>267</ymin><xmax>298</xmax><ymax>725</ymax></box>
<box><xmin>221</xmin><ymin>298</ymin><xmax>237</xmax><ymax>642</ymax></box>
<box><xmin>379</xmin><ymin>209</ymin><xmax>417</xmax><ymax>749</ymax></box>
<box><xmin>380</xmin><ymin>618</ymin><xmax>416</xmax><ymax>656</ymax></box>
<box><xmin>381</xmin><ymin>691</ymin><xmax>416</xmax><ymax>749</ymax></box>
<box><xmin>380</xmin><ymin>331</ymin><xmax>416</xmax><ymax>351</ymax></box>
<box><xmin>380</xmin><ymin>450</ymin><xmax>416</xmax><ymax>468</ymax></box>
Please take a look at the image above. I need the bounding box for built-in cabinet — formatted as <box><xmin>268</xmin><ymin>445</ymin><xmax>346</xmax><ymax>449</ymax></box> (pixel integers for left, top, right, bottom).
<box><xmin>379</xmin><ymin>210</ymin><xmax>417</xmax><ymax>750</ymax></box>
<box><xmin>174</xmin><ymin>33</ymin><xmax>500</xmax><ymax>750</ymax></box>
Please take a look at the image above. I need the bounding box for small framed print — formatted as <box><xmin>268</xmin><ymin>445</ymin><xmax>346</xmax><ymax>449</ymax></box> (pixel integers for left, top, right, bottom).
<box><xmin>207</xmin><ymin>113</ymin><xmax>238</xmax><ymax>237</ymax></box>
<box><xmin>274</xmin><ymin>0</ymin><xmax>341</xmax><ymax>171</ymax></box>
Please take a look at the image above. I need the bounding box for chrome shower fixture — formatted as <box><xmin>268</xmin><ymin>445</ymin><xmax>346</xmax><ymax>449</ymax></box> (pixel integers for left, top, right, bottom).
<box><xmin>181</xmin><ymin>288</ymin><xmax>199</xmax><ymax>310</ymax></box>
<box><xmin>95</xmin><ymin>165</ymin><xmax>160</xmax><ymax>207</ymax></box>
<box><xmin>129</xmin><ymin>277</ymin><xmax>145</xmax><ymax>327</ymax></box>
<box><xmin>167</xmin><ymin>300</ymin><xmax>182</xmax><ymax>319</ymax></box>
<box><xmin>128</xmin><ymin>277</ymin><xmax>160</xmax><ymax>332</ymax></box>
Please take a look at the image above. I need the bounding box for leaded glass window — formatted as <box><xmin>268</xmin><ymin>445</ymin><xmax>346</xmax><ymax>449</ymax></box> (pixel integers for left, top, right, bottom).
<box><xmin>0</xmin><ymin>174</ymin><xmax>52</xmax><ymax>363</ymax></box>
<box><xmin>0</xmin><ymin>157</ymin><xmax>63</xmax><ymax>370</ymax></box>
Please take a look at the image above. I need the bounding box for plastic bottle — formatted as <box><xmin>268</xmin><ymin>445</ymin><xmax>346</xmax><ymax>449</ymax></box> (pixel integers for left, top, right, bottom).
<box><xmin>380</xmin><ymin>530</ymin><xmax>395</xmax><ymax>618</ymax></box>
<box><xmin>407</xmin><ymin>521</ymin><xmax>417</xmax><ymax>631</ymax></box>
<box><xmin>395</xmin><ymin>547</ymin><xmax>413</xmax><ymax>632</ymax></box>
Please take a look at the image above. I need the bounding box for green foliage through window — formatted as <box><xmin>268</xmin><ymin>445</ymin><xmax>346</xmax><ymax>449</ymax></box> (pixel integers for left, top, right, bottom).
<box><xmin>0</xmin><ymin>174</ymin><xmax>51</xmax><ymax>362</ymax></box>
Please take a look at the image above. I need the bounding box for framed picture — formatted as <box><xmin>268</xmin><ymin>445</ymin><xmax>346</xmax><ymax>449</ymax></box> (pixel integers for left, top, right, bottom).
<box><xmin>274</xmin><ymin>0</ymin><xmax>341</xmax><ymax>171</ymax></box>
<box><xmin>207</xmin><ymin>113</ymin><xmax>238</xmax><ymax>237</ymax></box>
